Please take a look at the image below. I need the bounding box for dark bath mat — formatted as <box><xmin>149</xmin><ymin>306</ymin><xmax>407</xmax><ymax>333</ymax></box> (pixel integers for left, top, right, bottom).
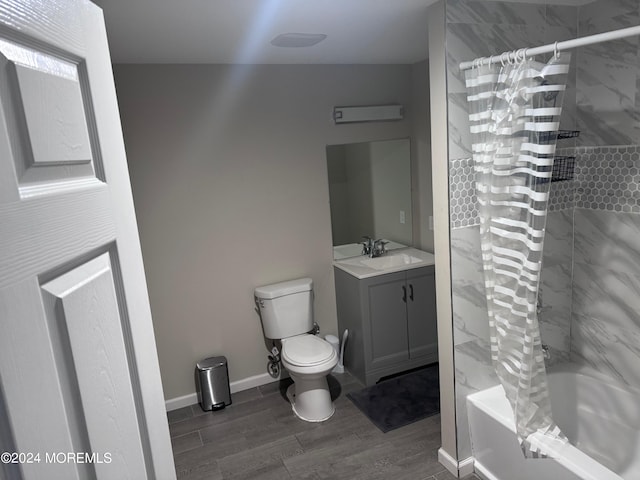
<box><xmin>347</xmin><ymin>363</ymin><xmax>440</xmax><ymax>433</ymax></box>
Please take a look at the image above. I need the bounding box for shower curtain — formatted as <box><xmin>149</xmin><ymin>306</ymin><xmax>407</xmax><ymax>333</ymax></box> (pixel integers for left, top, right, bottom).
<box><xmin>465</xmin><ymin>52</ymin><xmax>571</xmax><ymax>458</ymax></box>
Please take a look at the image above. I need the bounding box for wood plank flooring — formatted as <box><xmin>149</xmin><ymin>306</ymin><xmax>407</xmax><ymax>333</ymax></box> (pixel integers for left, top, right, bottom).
<box><xmin>167</xmin><ymin>372</ymin><xmax>476</xmax><ymax>480</ymax></box>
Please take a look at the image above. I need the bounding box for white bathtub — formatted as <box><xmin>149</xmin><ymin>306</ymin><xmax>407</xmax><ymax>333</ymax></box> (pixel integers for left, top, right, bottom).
<box><xmin>467</xmin><ymin>364</ymin><xmax>640</xmax><ymax>480</ymax></box>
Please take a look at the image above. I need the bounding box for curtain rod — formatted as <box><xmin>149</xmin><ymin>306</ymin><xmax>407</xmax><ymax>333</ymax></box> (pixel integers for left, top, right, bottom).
<box><xmin>459</xmin><ymin>24</ymin><xmax>640</xmax><ymax>71</ymax></box>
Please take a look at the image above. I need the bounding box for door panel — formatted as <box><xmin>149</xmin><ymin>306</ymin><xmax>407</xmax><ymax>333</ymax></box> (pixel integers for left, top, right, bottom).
<box><xmin>367</xmin><ymin>276</ymin><xmax>409</xmax><ymax>369</ymax></box>
<box><xmin>0</xmin><ymin>1</ymin><xmax>175</xmax><ymax>479</ymax></box>
<box><xmin>14</xmin><ymin>57</ymin><xmax>91</xmax><ymax>166</ymax></box>
<box><xmin>407</xmin><ymin>269</ymin><xmax>438</xmax><ymax>359</ymax></box>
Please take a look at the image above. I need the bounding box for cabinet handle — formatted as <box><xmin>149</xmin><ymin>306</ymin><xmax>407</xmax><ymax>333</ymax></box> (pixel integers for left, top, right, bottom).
<box><xmin>402</xmin><ymin>285</ymin><xmax>407</xmax><ymax>303</ymax></box>
<box><xmin>409</xmin><ymin>284</ymin><xmax>414</xmax><ymax>301</ymax></box>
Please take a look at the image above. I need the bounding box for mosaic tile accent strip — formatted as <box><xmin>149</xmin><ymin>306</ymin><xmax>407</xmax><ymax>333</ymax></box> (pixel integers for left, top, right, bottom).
<box><xmin>449</xmin><ymin>157</ymin><xmax>478</xmax><ymax>229</ymax></box>
<box><xmin>450</xmin><ymin>145</ymin><xmax>640</xmax><ymax>229</ymax></box>
<box><xmin>450</xmin><ymin>157</ymin><xmax>576</xmax><ymax>230</ymax></box>
<box><xmin>575</xmin><ymin>145</ymin><xmax>640</xmax><ymax>212</ymax></box>
<box><xmin>547</xmin><ymin>178</ymin><xmax>575</xmax><ymax>212</ymax></box>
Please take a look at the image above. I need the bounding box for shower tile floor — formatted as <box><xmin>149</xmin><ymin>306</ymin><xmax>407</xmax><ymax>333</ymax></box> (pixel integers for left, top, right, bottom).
<box><xmin>167</xmin><ymin>371</ymin><xmax>479</xmax><ymax>480</ymax></box>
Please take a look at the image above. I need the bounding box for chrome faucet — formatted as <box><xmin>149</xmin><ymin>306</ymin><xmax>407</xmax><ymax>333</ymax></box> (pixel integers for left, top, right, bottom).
<box><xmin>361</xmin><ymin>236</ymin><xmax>388</xmax><ymax>258</ymax></box>
<box><xmin>361</xmin><ymin>236</ymin><xmax>373</xmax><ymax>256</ymax></box>
<box><xmin>371</xmin><ymin>239</ymin><xmax>388</xmax><ymax>258</ymax></box>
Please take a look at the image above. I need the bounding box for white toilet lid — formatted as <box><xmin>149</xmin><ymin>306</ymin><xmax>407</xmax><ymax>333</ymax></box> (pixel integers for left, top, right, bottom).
<box><xmin>282</xmin><ymin>335</ymin><xmax>336</xmax><ymax>367</ymax></box>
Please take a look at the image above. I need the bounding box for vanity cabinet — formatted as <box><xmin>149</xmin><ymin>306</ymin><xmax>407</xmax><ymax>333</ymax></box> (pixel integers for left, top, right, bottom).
<box><xmin>334</xmin><ymin>265</ymin><xmax>437</xmax><ymax>386</ymax></box>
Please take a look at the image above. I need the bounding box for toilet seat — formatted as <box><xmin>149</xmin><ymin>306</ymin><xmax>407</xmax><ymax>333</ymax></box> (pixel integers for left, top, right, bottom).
<box><xmin>280</xmin><ymin>334</ymin><xmax>338</xmax><ymax>422</ymax></box>
<box><xmin>282</xmin><ymin>334</ymin><xmax>336</xmax><ymax>367</ymax></box>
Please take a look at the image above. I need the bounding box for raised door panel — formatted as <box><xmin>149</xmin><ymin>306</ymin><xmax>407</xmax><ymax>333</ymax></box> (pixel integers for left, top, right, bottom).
<box><xmin>0</xmin><ymin>37</ymin><xmax>102</xmax><ymax>200</ymax></box>
<box><xmin>407</xmin><ymin>268</ymin><xmax>438</xmax><ymax>359</ymax></box>
<box><xmin>40</xmin><ymin>252</ymin><xmax>147</xmax><ymax>479</ymax></box>
<box><xmin>366</xmin><ymin>273</ymin><xmax>409</xmax><ymax>370</ymax></box>
<box><xmin>0</xmin><ymin>278</ymin><xmax>84</xmax><ymax>480</ymax></box>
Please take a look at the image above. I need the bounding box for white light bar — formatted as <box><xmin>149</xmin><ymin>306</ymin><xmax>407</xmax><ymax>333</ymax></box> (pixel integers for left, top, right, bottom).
<box><xmin>333</xmin><ymin>105</ymin><xmax>404</xmax><ymax>124</ymax></box>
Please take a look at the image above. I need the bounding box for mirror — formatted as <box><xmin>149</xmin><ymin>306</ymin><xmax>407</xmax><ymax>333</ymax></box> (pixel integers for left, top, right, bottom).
<box><xmin>326</xmin><ymin>138</ymin><xmax>412</xmax><ymax>259</ymax></box>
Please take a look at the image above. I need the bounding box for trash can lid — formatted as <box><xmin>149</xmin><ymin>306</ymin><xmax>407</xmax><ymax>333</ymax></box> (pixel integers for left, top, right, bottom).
<box><xmin>197</xmin><ymin>356</ymin><xmax>227</xmax><ymax>370</ymax></box>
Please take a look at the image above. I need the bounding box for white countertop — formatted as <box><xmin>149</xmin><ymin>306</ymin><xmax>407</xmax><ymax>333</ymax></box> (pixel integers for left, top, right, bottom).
<box><xmin>333</xmin><ymin>247</ymin><xmax>435</xmax><ymax>279</ymax></box>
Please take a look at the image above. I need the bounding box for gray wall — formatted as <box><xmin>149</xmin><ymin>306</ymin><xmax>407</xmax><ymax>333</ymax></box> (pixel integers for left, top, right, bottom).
<box><xmin>114</xmin><ymin>64</ymin><xmax>431</xmax><ymax>400</ymax></box>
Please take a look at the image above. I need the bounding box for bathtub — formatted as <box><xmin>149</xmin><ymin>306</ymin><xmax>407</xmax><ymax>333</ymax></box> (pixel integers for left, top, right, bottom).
<box><xmin>467</xmin><ymin>363</ymin><xmax>640</xmax><ymax>480</ymax></box>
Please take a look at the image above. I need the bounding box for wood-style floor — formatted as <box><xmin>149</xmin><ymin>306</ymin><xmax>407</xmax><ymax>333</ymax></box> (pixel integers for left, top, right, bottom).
<box><xmin>167</xmin><ymin>372</ymin><xmax>475</xmax><ymax>480</ymax></box>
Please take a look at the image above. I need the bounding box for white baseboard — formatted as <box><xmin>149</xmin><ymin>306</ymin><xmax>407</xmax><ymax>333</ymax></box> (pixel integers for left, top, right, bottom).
<box><xmin>458</xmin><ymin>455</ymin><xmax>475</xmax><ymax>477</ymax></box>
<box><xmin>165</xmin><ymin>392</ymin><xmax>198</xmax><ymax>412</ymax></box>
<box><xmin>473</xmin><ymin>462</ymin><xmax>494</xmax><ymax>480</ymax></box>
<box><xmin>438</xmin><ymin>448</ymin><xmax>475</xmax><ymax>478</ymax></box>
<box><xmin>438</xmin><ymin>448</ymin><xmax>459</xmax><ymax>477</ymax></box>
<box><xmin>230</xmin><ymin>371</ymin><xmax>287</xmax><ymax>394</ymax></box>
<box><xmin>165</xmin><ymin>371</ymin><xmax>286</xmax><ymax>411</ymax></box>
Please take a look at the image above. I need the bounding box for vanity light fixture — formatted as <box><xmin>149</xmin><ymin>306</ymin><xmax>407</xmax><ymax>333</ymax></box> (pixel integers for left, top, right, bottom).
<box><xmin>333</xmin><ymin>105</ymin><xmax>404</xmax><ymax>124</ymax></box>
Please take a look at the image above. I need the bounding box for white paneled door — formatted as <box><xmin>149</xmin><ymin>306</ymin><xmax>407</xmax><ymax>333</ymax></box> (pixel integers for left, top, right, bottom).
<box><xmin>0</xmin><ymin>1</ymin><xmax>175</xmax><ymax>479</ymax></box>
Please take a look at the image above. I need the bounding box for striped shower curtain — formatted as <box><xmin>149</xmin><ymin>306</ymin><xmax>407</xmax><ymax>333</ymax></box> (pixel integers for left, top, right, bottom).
<box><xmin>465</xmin><ymin>53</ymin><xmax>571</xmax><ymax>457</ymax></box>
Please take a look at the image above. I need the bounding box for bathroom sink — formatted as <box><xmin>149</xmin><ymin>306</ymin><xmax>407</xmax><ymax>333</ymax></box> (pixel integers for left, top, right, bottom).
<box><xmin>360</xmin><ymin>253</ymin><xmax>423</xmax><ymax>270</ymax></box>
<box><xmin>333</xmin><ymin>243</ymin><xmax>364</xmax><ymax>260</ymax></box>
<box><xmin>333</xmin><ymin>240</ymin><xmax>407</xmax><ymax>260</ymax></box>
<box><xmin>333</xmin><ymin>247</ymin><xmax>435</xmax><ymax>279</ymax></box>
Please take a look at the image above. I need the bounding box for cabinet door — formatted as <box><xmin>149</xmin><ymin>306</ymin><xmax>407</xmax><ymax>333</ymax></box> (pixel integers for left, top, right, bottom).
<box><xmin>366</xmin><ymin>273</ymin><xmax>409</xmax><ymax>369</ymax></box>
<box><xmin>407</xmin><ymin>268</ymin><xmax>438</xmax><ymax>359</ymax></box>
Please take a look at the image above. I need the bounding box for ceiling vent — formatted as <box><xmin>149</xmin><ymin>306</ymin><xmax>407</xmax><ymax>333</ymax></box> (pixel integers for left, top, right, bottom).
<box><xmin>270</xmin><ymin>33</ymin><xmax>327</xmax><ymax>48</ymax></box>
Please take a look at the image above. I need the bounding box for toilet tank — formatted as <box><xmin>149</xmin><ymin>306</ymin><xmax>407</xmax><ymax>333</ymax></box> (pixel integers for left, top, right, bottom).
<box><xmin>254</xmin><ymin>278</ymin><xmax>313</xmax><ymax>339</ymax></box>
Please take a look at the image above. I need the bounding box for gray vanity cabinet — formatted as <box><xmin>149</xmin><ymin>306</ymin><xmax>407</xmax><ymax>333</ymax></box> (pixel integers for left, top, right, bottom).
<box><xmin>334</xmin><ymin>265</ymin><xmax>437</xmax><ymax>386</ymax></box>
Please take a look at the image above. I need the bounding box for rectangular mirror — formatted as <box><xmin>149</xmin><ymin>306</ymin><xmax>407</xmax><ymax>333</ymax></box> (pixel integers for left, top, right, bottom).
<box><xmin>326</xmin><ymin>138</ymin><xmax>412</xmax><ymax>259</ymax></box>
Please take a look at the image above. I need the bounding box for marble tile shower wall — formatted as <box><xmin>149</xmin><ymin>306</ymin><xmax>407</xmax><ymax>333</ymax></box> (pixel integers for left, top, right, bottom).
<box><xmin>576</xmin><ymin>0</ymin><xmax>640</xmax><ymax>147</ymax></box>
<box><xmin>446</xmin><ymin>0</ymin><xmax>578</xmax><ymax>460</ymax></box>
<box><xmin>572</xmin><ymin>208</ymin><xmax>640</xmax><ymax>389</ymax></box>
<box><xmin>571</xmin><ymin>146</ymin><xmax>640</xmax><ymax>390</ymax></box>
<box><xmin>451</xmin><ymin>146</ymin><xmax>640</xmax><ymax>371</ymax></box>
<box><xmin>562</xmin><ymin>0</ymin><xmax>640</xmax><ymax>389</ymax></box>
<box><xmin>446</xmin><ymin>0</ymin><xmax>578</xmax><ymax>162</ymax></box>
<box><xmin>451</xmin><ymin>147</ymin><xmax>640</xmax><ymax>377</ymax></box>
<box><xmin>448</xmin><ymin>0</ymin><xmax>640</xmax><ymax>459</ymax></box>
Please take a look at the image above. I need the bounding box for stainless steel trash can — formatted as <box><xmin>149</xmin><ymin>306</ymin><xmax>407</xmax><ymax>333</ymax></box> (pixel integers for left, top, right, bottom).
<box><xmin>195</xmin><ymin>356</ymin><xmax>231</xmax><ymax>411</ymax></box>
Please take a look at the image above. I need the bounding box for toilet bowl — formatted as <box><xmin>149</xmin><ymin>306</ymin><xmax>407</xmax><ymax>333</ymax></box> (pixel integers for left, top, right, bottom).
<box><xmin>254</xmin><ymin>278</ymin><xmax>338</xmax><ymax>422</ymax></box>
<box><xmin>281</xmin><ymin>334</ymin><xmax>338</xmax><ymax>422</ymax></box>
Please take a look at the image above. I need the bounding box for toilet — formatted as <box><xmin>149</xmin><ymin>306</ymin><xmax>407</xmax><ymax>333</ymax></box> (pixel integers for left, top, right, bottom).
<box><xmin>254</xmin><ymin>277</ymin><xmax>338</xmax><ymax>422</ymax></box>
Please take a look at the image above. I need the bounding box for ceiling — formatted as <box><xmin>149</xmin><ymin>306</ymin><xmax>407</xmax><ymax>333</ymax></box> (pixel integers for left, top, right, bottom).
<box><xmin>93</xmin><ymin>0</ymin><xmax>438</xmax><ymax>64</ymax></box>
<box><xmin>93</xmin><ymin>0</ymin><xmax>593</xmax><ymax>65</ymax></box>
